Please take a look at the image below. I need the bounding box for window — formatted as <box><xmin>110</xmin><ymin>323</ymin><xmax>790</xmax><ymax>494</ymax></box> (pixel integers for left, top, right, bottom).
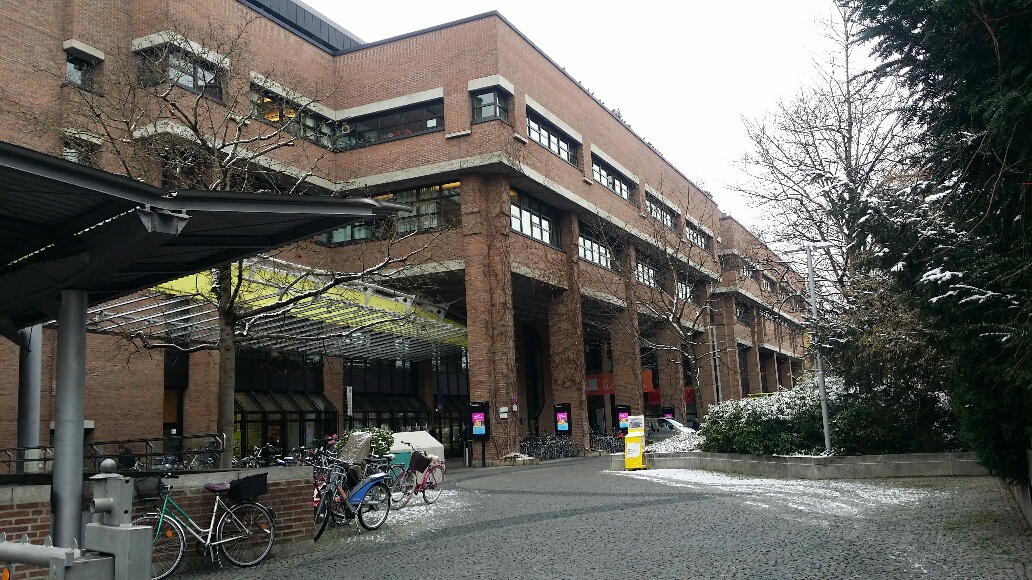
<box><xmin>761</xmin><ymin>275</ymin><xmax>777</xmax><ymax>293</ymax></box>
<box><xmin>646</xmin><ymin>194</ymin><xmax>678</xmax><ymax>229</ymax></box>
<box><xmin>636</xmin><ymin>258</ymin><xmax>658</xmax><ymax>288</ymax></box>
<box><xmin>735</xmin><ymin>303</ymin><xmax>752</xmax><ymax>325</ymax></box>
<box><xmin>316</xmin><ymin>181</ymin><xmax>461</xmax><ymax>245</ymax></box>
<box><xmin>592</xmin><ymin>157</ymin><xmax>634</xmax><ymax>202</ymax></box>
<box><xmin>677</xmin><ymin>274</ymin><xmax>703</xmax><ymax>305</ymax></box>
<box><xmin>65</xmin><ymin>55</ymin><xmax>95</xmax><ymax>91</ymax></box>
<box><xmin>138</xmin><ymin>48</ymin><xmax>223</xmax><ymax>101</ymax></box>
<box><xmin>740</xmin><ymin>261</ymin><xmax>757</xmax><ymax>281</ymax></box>
<box><xmin>578</xmin><ymin>229</ymin><xmax>612</xmax><ymax>269</ymax></box>
<box><xmin>62</xmin><ymin>140</ymin><xmax>96</xmax><ymax>167</ymax></box>
<box><xmin>338</xmin><ymin>100</ymin><xmax>444</xmax><ymax>149</ymax></box>
<box><xmin>510</xmin><ymin>190</ymin><xmax>559</xmax><ymax>246</ymax></box>
<box><xmin>393</xmin><ymin>182</ymin><xmax>461</xmax><ymax>234</ymax></box>
<box><xmin>527</xmin><ymin>110</ymin><xmax>578</xmax><ymax>166</ymax></box>
<box><xmin>685</xmin><ymin>220</ymin><xmax>711</xmax><ymax>251</ymax></box>
<box><xmin>472</xmin><ymin>88</ymin><xmax>509</xmax><ymax>122</ymax></box>
<box><xmin>250</xmin><ymin>88</ymin><xmax>338</xmax><ymax>148</ymax></box>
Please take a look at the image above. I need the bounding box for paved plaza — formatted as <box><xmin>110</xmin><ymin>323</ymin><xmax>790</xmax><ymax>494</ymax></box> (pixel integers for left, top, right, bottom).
<box><xmin>179</xmin><ymin>456</ymin><xmax>1031</xmax><ymax>579</ymax></box>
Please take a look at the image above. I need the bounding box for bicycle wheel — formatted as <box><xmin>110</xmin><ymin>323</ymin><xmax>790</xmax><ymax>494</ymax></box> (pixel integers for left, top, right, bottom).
<box><xmin>391</xmin><ymin>469</ymin><xmax>417</xmax><ymax>508</ymax></box>
<box><xmin>422</xmin><ymin>464</ymin><xmax>445</xmax><ymax>504</ymax></box>
<box><xmin>313</xmin><ymin>486</ymin><xmax>334</xmax><ymax>541</ymax></box>
<box><xmin>217</xmin><ymin>501</ymin><xmax>275</xmax><ymax>567</ymax></box>
<box><xmin>357</xmin><ymin>482</ymin><xmax>390</xmax><ymax>531</ymax></box>
<box><xmin>132</xmin><ymin>513</ymin><xmax>185</xmax><ymax>580</ymax></box>
<box><xmin>385</xmin><ymin>463</ymin><xmax>405</xmax><ymax>503</ymax></box>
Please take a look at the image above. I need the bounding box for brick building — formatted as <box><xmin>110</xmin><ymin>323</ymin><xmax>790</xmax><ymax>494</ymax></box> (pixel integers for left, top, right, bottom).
<box><xmin>0</xmin><ymin>0</ymin><xmax>806</xmax><ymax>461</ymax></box>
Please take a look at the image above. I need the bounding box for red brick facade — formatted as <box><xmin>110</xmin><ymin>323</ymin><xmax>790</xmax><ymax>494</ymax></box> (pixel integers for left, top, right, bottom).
<box><xmin>0</xmin><ymin>2</ymin><xmax>806</xmax><ymax>460</ymax></box>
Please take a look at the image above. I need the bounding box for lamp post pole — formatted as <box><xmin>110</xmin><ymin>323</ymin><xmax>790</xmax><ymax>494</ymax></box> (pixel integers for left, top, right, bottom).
<box><xmin>804</xmin><ymin>244</ymin><xmax>833</xmax><ymax>454</ymax></box>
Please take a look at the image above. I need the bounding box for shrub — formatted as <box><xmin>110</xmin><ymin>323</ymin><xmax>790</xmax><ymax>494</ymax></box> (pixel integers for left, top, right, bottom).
<box><xmin>701</xmin><ymin>374</ymin><xmax>964</xmax><ymax>456</ymax></box>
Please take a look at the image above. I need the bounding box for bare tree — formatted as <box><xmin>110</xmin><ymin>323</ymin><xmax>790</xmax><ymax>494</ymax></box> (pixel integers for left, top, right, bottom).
<box><xmin>37</xmin><ymin>13</ymin><xmax>434</xmax><ymax>466</ymax></box>
<box><xmin>737</xmin><ymin>3</ymin><xmax>918</xmax><ymax>307</ymax></box>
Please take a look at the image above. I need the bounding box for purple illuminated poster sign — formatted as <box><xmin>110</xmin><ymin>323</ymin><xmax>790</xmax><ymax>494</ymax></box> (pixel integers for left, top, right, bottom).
<box><xmin>618</xmin><ymin>412</ymin><xmax>629</xmax><ymax>428</ymax></box>
<box><xmin>556</xmin><ymin>411</ymin><xmax>569</xmax><ymax>431</ymax></box>
<box><xmin>472</xmin><ymin>412</ymin><xmax>486</xmax><ymax>436</ymax></box>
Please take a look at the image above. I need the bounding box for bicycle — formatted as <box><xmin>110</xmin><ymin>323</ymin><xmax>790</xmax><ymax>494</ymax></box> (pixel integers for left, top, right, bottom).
<box><xmin>390</xmin><ymin>447</ymin><xmax>445</xmax><ymax>509</ymax></box>
<box><xmin>365</xmin><ymin>452</ymin><xmax>409</xmax><ymax>506</ymax></box>
<box><xmin>313</xmin><ymin>456</ymin><xmax>390</xmax><ymax>541</ymax></box>
<box><xmin>132</xmin><ymin>472</ymin><xmax>276</xmax><ymax>580</ymax></box>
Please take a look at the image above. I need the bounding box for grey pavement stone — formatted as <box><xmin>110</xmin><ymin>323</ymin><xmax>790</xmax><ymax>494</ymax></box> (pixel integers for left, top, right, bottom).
<box><xmin>174</xmin><ymin>457</ymin><xmax>1032</xmax><ymax>579</ymax></box>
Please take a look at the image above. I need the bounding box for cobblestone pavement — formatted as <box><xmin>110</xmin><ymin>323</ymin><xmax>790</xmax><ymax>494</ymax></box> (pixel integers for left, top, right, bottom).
<box><xmin>176</xmin><ymin>456</ymin><xmax>1031</xmax><ymax>579</ymax></box>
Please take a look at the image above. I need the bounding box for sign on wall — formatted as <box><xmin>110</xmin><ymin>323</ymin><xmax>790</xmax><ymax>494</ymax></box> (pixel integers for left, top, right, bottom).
<box><xmin>470</xmin><ymin>401</ymin><xmax>490</xmax><ymax>440</ymax></box>
<box><xmin>554</xmin><ymin>403</ymin><xmax>572</xmax><ymax>434</ymax></box>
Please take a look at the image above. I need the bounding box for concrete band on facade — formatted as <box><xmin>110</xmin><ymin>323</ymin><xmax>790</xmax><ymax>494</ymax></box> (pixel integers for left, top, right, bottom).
<box><xmin>0</xmin><ymin>0</ymin><xmax>810</xmax><ymax>464</ymax></box>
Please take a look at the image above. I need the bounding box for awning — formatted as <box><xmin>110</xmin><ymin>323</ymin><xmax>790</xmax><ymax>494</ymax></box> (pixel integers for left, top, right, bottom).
<box><xmin>84</xmin><ymin>256</ymin><xmax>467</xmax><ymax>361</ymax></box>
<box><xmin>235</xmin><ymin>391</ymin><xmax>335</xmax><ymax>414</ymax></box>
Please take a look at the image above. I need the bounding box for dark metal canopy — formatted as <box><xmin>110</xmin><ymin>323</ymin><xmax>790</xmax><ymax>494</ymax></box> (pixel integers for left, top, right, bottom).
<box><xmin>0</xmin><ymin>140</ymin><xmax>408</xmax><ymax>332</ymax></box>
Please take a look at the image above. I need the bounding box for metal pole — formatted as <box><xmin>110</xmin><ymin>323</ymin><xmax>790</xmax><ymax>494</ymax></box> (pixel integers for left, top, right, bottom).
<box><xmin>52</xmin><ymin>289</ymin><xmax>88</xmax><ymax>548</ymax></box>
<box><xmin>805</xmin><ymin>246</ymin><xmax>832</xmax><ymax>453</ymax></box>
<box><xmin>17</xmin><ymin>324</ymin><xmax>43</xmax><ymax>472</ymax></box>
<box><xmin>709</xmin><ymin>324</ymin><xmax>723</xmax><ymax>403</ymax></box>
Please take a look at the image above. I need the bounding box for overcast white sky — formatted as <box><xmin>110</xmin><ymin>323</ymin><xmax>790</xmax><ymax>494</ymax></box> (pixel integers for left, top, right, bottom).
<box><xmin>303</xmin><ymin>0</ymin><xmax>838</xmax><ymax>231</ymax></box>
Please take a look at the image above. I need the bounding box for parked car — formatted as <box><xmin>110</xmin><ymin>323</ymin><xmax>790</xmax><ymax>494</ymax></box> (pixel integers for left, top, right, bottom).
<box><xmin>645</xmin><ymin>417</ymin><xmax>695</xmax><ymax>441</ymax></box>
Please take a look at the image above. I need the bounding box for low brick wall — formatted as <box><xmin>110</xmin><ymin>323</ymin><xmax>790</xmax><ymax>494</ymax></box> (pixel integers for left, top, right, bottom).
<box><xmin>0</xmin><ymin>468</ymin><xmax>314</xmax><ymax>579</ymax></box>
<box><xmin>609</xmin><ymin>451</ymin><xmax>988</xmax><ymax>479</ymax></box>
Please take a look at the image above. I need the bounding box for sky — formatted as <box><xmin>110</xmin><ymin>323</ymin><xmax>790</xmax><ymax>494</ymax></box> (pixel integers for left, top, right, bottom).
<box><xmin>302</xmin><ymin>0</ymin><xmax>839</xmax><ymax>231</ymax></box>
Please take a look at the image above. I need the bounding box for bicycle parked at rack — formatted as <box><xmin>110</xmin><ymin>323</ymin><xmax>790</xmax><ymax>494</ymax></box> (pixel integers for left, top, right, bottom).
<box><xmin>132</xmin><ymin>472</ymin><xmax>275</xmax><ymax>580</ymax></box>
<box><xmin>313</xmin><ymin>456</ymin><xmax>391</xmax><ymax>541</ymax></box>
<box><xmin>390</xmin><ymin>446</ymin><xmax>445</xmax><ymax>509</ymax></box>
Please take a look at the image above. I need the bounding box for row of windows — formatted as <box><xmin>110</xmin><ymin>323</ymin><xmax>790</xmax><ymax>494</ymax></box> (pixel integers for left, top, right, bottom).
<box><xmin>138</xmin><ymin>48</ymin><xmax>224</xmax><ymax>101</ymax></box>
<box><xmin>592</xmin><ymin>158</ymin><xmax>634</xmax><ymax>202</ymax></box>
<box><xmin>340</xmin><ymin>101</ymin><xmax>444</xmax><ymax>149</ymax></box>
<box><xmin>684</xmin><ymin>221</ymin><xmax>711</xmax><ymax>251</ymax></box>
<box><xmin>250</xmin><ymin>88</ymin><xmax>339</xmax><ymax>148</ymax></box>
<box><xmin>578</xmin><ymin>233</ymin><xmax>612</xmax><ymax>269</ymax></box>
<box><xmin>316</xmin><ymin>182</ymin><xmax>461</xmax><ymax>245</ymax></box>
<box><xmin>510</xmin><ymin>190</ymin><xmax>559</xmax><ymax>245</ymax></box>
<box><xmin>527</xmin><ymin>111</ymin><xmax>577</xmax><ymax>165</ymax></box>
<box><xmin>646</xmin><ymin>194</ymin><xmax>678</xmax><ymax>229</ymax></box>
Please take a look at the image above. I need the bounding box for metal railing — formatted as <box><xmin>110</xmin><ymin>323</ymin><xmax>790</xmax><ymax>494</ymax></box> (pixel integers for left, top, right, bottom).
<box><xmin>0</xmin><ymin>433</ymin><xmax>227</xmax><ymax>474</ymax></box>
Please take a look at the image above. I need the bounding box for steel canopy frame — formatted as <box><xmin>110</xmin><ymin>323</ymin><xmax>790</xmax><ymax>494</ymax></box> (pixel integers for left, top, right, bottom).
<box><xmin>84</xmin><ymin>257</ymin><xmax>467</xmax><ymax>361</ymax></box>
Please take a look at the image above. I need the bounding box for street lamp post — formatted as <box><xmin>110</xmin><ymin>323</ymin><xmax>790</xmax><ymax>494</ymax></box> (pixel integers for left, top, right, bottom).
<box><xmin>803</xmin><ymin>243</ymin><xmax>833</xmax><ymax>454</ymax></box>
<box><xmin>784</xmin><ymin>241</ymin><xmax>833</xmax><ymax>454</ymax></box>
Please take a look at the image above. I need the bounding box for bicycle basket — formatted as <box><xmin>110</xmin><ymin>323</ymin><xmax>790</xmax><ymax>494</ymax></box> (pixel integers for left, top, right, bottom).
<box><xmin>229</xmin><ymin>472</ymin><xmax>268</xmax><ymax>501</ymax></box>
<box><xmin>409</xmin><ymin>451</ymin><xmax>431</xmax><ymax>473</ymax></box>
<box><xmin>134</xmin><ymin>477</ymin><xmax>164</xmax><ymax>501</ymax></box>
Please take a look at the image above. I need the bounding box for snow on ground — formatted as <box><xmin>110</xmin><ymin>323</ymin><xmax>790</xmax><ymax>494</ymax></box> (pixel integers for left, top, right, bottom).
<box><xmin>613</xmin><ymin>468</ymin><xmax>943</xmax><ymax>523</ymax></box>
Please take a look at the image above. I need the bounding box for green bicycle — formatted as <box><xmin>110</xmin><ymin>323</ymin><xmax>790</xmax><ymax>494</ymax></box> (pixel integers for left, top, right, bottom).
<box><xmin>132</xmin><ymin>472</ymin><xmax>275</xmax><ymax>580</ymax></box>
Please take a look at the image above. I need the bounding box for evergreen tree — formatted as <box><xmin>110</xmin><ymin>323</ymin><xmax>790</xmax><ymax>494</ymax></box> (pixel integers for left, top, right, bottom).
<box><xmin>847</xmin><ymin>0</ymin><xmax>1032</xmax><ymax>483</ymax></box>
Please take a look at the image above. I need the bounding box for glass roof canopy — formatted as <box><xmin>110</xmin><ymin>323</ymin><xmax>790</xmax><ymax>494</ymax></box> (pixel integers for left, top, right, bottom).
<box><xmin>85</xmin><ymin>256</ymin><xmax>467</xmax><ymax>361</ymax></box>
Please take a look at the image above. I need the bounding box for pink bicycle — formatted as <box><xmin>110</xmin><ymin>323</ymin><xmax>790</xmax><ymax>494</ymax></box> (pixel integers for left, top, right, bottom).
<box><xmin>392</xmin><ymin>449</ymin><xmax>445</xmax><ymax>508</ymax></box>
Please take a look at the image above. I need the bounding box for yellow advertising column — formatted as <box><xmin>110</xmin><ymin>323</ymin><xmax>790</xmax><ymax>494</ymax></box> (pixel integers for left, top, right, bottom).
<box><xmin>624</xmin><ymin>415</ymin><xmax>647</xmax><ymax>470</ymax></box>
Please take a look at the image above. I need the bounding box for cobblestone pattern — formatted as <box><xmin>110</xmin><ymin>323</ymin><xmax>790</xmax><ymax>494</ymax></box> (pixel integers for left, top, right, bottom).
<box><xmin>176</xmin><ymin>457</ymin><xmax>1032</xmax><ymax>579</ymax></box>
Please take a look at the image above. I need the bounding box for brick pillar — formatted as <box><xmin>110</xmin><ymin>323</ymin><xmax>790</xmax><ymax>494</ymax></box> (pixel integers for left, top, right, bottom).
<box><xmin>548</xmin><ymin>211</ymin><xmax>589</xmax><ymax>449</ymax></box>
<box><xmin>612</xmin><ymin>246</ymin><xmax>643</xmax><ymax>414</ymax></box>
<box><xmin>691</xmin><ymin>331</ymin><xmax>718</xmax><ymax>418</ymax></box>
<box><xmin>324</xmin><ymin>357</ymin><xmax>344</xmax><ymax>434</ymax></box>
<box><xmin>184</xmin><ymin>350</ymin><xmax>219</xmax><ymax>438</ymax></box>
<box><xmin>742</xmin><ymin>346</ymin><xmax>761</xmax><ymax>397</ymax></box>
<box><xmin>777</xmin><ymin>356</ymin><xmax>795</xmax><ymax>390</ymax></box>
<box><xmin>711</xmin><ymin>295</ymin><xmax>742</xmax><ymax>400</ymax></box>
<box><xmin>762</xmin><ymin>352</ymin><xmax>780</xmax><ymax>392</ymax></box>
<box><xmin>654</xmin><ymin>325</ymin><xmax>686</xmax><ymax>420</ymax></box>
<box><xmin>462</xmin><ymin>173</ymin><xmax>517</xmax><ymax>459</ymax></box>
